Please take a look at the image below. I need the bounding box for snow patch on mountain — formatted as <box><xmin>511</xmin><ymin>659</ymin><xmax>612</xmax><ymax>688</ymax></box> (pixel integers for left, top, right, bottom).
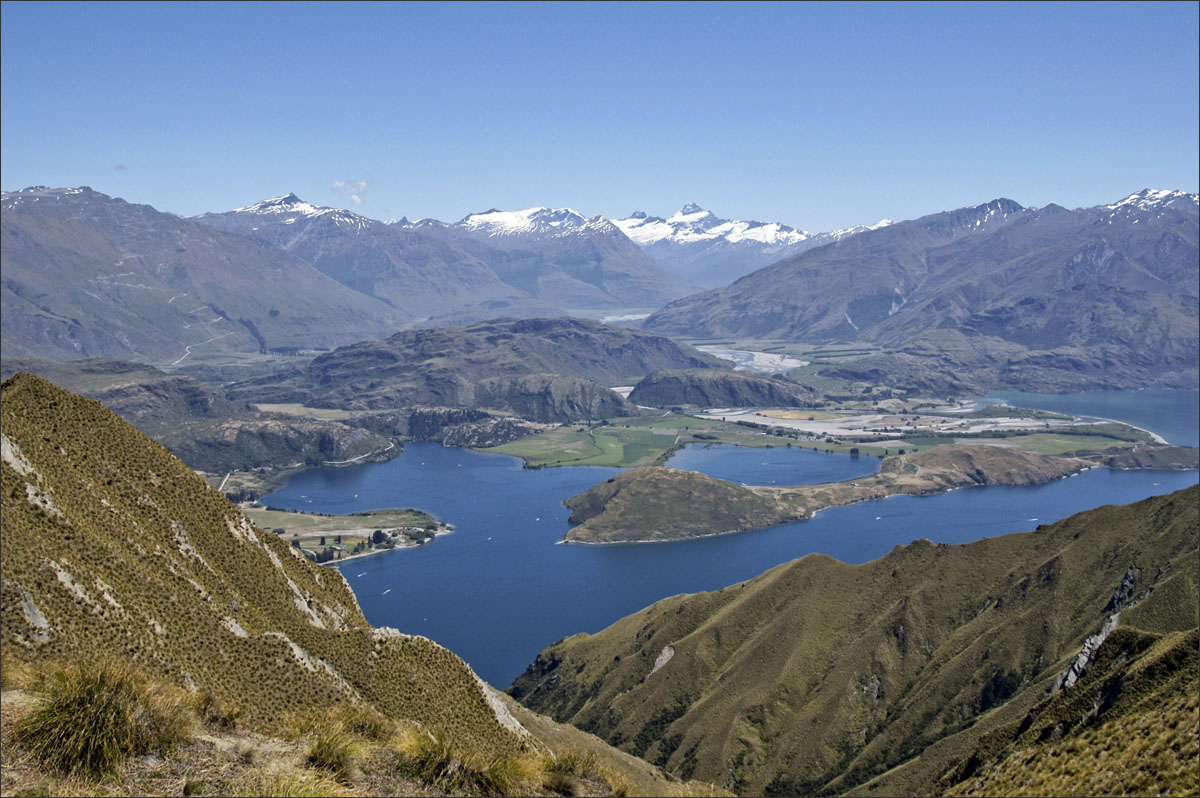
<box><xmin>232</xmin><ymin>194</ymin><xmax>372</xmax><ymax>230</ymax></box>
<box><xmin>1103</xmin><ymin>188</ymin><xmax>1199</xmax><ymax>214</ymax></box>
<box><xmin>457</xmin><ymin>207</ymin><xmax>619</xmax><ymax>239</ymax></box>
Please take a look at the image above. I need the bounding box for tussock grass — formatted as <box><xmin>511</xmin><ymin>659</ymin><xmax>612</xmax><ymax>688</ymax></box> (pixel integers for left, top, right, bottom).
<box><xmin>194</xmin><ymin>688</ymin><xmax>243</xmax><ymax>729</ymax></box>
<box><xmin>306</xmin><ymin>728</ymin><xmax>362</xmax><ymax>782</ymax></box>
<box><xmin>232</xmin><ymin>767</ymin><xmax>357</xmax><ymax>797</ymax></box>
<box><xmin>332</xmin><ymin>704</ymin><xmax>396</xmax><ymax>741</ymax></box>
<box><xmin>391</xmin><ymin>731</ymin><xmax>539</xmax><ymax>796</ymax></box>
<box><xmin>13</xmin><ymin>659</ymin><xmax>192</xmax><ymax>778</ymax></box>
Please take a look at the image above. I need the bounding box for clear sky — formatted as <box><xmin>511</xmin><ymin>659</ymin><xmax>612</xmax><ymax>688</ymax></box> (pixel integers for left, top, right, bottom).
<box><xmin>2</xmin><ymin>1</ymin><xmax>1197</xmax><ymax>231</ymax></box>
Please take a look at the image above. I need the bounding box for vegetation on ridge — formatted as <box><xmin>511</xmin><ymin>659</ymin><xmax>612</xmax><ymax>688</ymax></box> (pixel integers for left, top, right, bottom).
<box><xmin>511</xmin><ymin>485</ymin><xmax>1199</xmax><ymax>795</ymax></box>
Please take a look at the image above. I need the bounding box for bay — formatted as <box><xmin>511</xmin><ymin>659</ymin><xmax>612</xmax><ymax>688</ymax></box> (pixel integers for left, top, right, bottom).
<box><xmin>980</xmin><ymin>388</ymin><xmax>1199</xmax><ymax>447</ymax></box>
<box><xmin>264</xmin><ymin>440</ymin><xmax>1197</xmax><ymax>688</ymax></box>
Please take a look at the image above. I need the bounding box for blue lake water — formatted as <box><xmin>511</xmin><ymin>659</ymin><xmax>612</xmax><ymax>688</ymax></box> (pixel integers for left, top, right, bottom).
<box><xmin>980</xmin><ymin>388</ymin><xmax>1199</xmax><ymax>447</ymax></box>
<box><xmin>664</xmin><ymin>443</ymin><xmax>880</xmax><ymax>484</ymax></box>
<box><xmin>264</xmin><ymin>440</ymin><xmax>1197</xmax><ymax>688</ymax></box>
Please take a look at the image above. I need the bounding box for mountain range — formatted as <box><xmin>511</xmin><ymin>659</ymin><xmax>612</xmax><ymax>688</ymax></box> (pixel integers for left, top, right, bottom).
<box><xmin>224</xmin><ymin>316</ymin><xmax>727</xmax><ymax>423</ymax></box>
<box><xmin>200</xmin><ymin>196</ymin><xmax>697</xmax><ymax>320</ymax></box>
<box><xmin>0</xmin><ymin>187</ymin><xmax>406</xmax><ymax>364</ymax></box>
<box><xmin>4</xmin><ymin>185</ymin><xmax>1196</xmax><ymax>395</ymax></box>
<box><xmin>644</xmin><ymin>190</ymin><xmax>1200</xmax><ymax>392</ymax></box>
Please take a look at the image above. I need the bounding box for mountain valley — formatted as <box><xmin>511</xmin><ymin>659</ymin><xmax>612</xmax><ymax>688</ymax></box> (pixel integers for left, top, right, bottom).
<box><xmin>1</xmin><ymin>185</ymin><xmax>1196</xmax><ymax>798</ymax></box>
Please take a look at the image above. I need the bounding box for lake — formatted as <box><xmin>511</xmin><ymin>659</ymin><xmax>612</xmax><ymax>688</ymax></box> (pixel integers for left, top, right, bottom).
<box><xmin>979</xmin><ymin>388</ymin><xmax>1199</xmax><ymax>447</ymax></box>
<box><xmin>264</xmin><ymin>439</ymin><xmax>1197</xmax><ymax>688</ymax></box>
<box><xmin>664</xmin><ymin>442</ymin><xmax>880</xmax><ymax>484</ymax></box>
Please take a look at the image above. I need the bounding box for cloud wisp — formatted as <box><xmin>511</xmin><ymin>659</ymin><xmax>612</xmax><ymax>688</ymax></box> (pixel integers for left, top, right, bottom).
<box><xmin>332</xmin><ymin>177</ymin><xmax>369</xmax><ymax>205</ymax></box>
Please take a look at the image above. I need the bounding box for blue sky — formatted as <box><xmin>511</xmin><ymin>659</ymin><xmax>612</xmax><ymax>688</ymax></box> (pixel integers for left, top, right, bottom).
<box><xmin>2</xmin><ymin>1</ymin><xmax>1197</xmax><ymax>230</ymax></box>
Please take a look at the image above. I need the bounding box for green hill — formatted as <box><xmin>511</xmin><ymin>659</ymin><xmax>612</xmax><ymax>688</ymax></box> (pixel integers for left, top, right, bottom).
<box><xmin>0</xmin><ymin>373</ymin><xmax>706</xmax><ymax>795</ymax></box>
<box><xmin>511</xmin><ymin>483</ymin><xmax>1199</xmax><ymax>795</ymax></box>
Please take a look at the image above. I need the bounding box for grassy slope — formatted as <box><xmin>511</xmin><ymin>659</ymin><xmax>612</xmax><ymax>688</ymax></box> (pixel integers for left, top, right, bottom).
<box><xmin>937</xmin><ymin>628</ymin><xmax>1199</xmax><ymax>798</ymax></box>
<box><xmin>564</xmin><ymin>468</ymin><xmax>783</xmax><ymax>543</ymax></box>
<box><xmin>0</xmin><ymin>373</ymin><xmax>703</xmax><ymax>795</ymax></box>
<box><xmin>510</xmin><ymin>485</ymin><xmax>1199</xmax><ymax>795</ymax></box>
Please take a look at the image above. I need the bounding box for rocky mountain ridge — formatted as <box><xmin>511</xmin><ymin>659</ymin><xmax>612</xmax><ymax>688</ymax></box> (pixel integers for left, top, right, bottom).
<box><xmin>643</xmin><ymin>191</ymin><xmax>1199</xmax><ymax>392</ymax></box>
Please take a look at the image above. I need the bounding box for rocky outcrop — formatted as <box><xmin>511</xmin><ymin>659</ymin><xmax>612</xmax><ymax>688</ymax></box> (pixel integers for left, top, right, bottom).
<box><xmin>441</xmin><ymin>417</ymin><xmax>543</xmax><ymax>448</ymax></box>
<box><xmin>628</xmin><ymin>368</ymin><xmax>816</xmax><ymax>408</ymax></box>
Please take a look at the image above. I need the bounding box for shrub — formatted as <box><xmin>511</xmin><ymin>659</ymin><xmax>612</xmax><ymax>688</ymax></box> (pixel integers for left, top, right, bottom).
<box><xmin>14</xmin><ymin>659</ymin><xmax>192</xmax><ymax>777</ymax></box>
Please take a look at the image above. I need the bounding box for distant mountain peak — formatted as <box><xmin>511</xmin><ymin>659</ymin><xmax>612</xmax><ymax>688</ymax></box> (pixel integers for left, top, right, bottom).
<box><xmin>457</xmin><ymin>206</ymin><xmax>602</xmax><ymax>237</ymax></box>
<box><xmin>1103</xmin><ymin>188</ymin><xmax>1199</xmax><ymax>214</ymax></box>
<box><xmin>679</xmin><ymin>202</ymin><xmax>707</xmax><ymax>215</ymax></box>
<box><xmin>235</xmin><ymin>193</ymin><xmax>328</xmax><ymax>216</ymax></box>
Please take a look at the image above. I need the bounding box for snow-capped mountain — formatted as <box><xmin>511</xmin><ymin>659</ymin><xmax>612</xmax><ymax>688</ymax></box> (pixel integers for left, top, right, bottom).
<box><xmin>400</xmin><ymin>206</ymin><xmax>700</xmax><ymax>306</ymax></box>
<box><xmin>1099</xmin><ymin>188</ymin><xmax>1199</xmax><ymax>216</ymax></box>
<box><xmin>456</xmin><ymin>206</ymin><xmax>619</xmax><ymax>239</ymax></box>
<box><xmin>614</xmin><ymin>204</ymin><xmax>892</xmax><ymax>287</ymax></box>
<box><xmin>200</xmin><ymin>196</ymin><xmax>696</xmax><ymax>319</ymax></box>
<box><xmin>222</xmin><ymin>193</ymin><xmax>377</xmax><ymax>234</ymax></box>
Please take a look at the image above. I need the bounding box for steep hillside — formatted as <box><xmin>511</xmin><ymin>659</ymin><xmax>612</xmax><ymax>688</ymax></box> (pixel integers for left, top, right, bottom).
<box><xmin>644</xmin><ymin>192</ymin><xmax>1199</xmax><ymax>391</ymax></box>
<box><xmin>511</xmin><ymin>485</ymin><xmax>1199</xmax><ymax>795</ymax></box>
<box><xmin>227</xmin><ymin>317</ymin><xmax>728</xmax><ymax>422</ymax></box>
<box><xmin>939</xmin><ymin>627</ymin><xmax>1198</xmax><ymax>797</ymax></box>
<box><xmin>0</xmin><ymin>358</ymin><xmax>397</xmax><ymax>474</ymax></box>
<box><xmin>0</xmin><ymin>373</ymin><xmax>703</xmax><ymax>796</ymax></box>
<box><xmin>1</xmin><ymin>187</ymin><xmax>404</xmax><ymax>364</ymax></box>
<box><xmin>627</xmin><ymin>369</ymin><xmax>817</xmax><ymax>408</ymax></box>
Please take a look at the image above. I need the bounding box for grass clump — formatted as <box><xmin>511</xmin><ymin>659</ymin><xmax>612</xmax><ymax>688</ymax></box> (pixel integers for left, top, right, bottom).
<box><xmin>332</xmin><ymin>704</ymin><xmax>395</xmax><ymax>741</ymax></box>
<box><xmin>232</xmin><ymin>767</ymin><xmax>356</xmax><ymax>797</ymax></box>
<box><xmin>392</xmin><ymin>731</ymin><xmax>537</xmax><ymax>796</ymax></box>
<box><xmin>306</xmin><ymin>728</ymin><xmax>362</xmax><ymax>782</ymax></box>
<box><xmin>13</xmin><ymin>659</ymin><xmax>192</xmax><ymax>778</ymax></box>
<box><xmin>194</xmin><ymin>688</ymin><xmax>242</xmax><ymax>729</ymax></box>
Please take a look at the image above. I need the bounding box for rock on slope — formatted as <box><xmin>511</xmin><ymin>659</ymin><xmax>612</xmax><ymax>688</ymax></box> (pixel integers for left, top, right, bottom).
<box><xmin>511</xmin><ymin>483</ymin><xmax>1199</xmax><ymax>795</ymax></box>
